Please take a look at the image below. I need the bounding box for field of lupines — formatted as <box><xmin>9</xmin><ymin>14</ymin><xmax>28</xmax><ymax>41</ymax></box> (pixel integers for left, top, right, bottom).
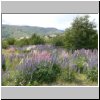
<box><xmin>2</xmin><ymin>45</ymin><xmax>98</xmax><ymax>86</ymax></box>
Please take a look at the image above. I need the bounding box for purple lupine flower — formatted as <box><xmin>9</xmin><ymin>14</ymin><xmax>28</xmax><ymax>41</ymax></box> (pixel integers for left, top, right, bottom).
<box><xmin>10</xmin><ymin>45</ymin><xmax>98</xmax><ymax>74</ymax></box>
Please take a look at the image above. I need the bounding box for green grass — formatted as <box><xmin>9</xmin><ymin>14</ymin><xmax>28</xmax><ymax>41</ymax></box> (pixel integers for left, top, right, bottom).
<box><xmin>2</xmin><ymin>68</ymin><xmax>98</xmax><ymax>86</ymax></box>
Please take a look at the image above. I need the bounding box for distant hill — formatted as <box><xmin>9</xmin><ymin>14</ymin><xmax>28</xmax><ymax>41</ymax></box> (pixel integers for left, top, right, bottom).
<box><xmin>2</xmin><ymin>24</ymin><xmax>64</xmax><ymax>39</ymax></box>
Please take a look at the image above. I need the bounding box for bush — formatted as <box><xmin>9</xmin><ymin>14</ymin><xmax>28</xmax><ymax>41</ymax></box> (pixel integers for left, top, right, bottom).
<box><xmin>74</xmin><ymin>56</ymin><xmax>87</xmax><ymax>73</ymax></box>
<box><xmin>32</xmin><ymin>63</ymin><xmax>61</xmax><ymax>84</ymax></box>
<box><xmin>15</xmin><ymin>38</ymin><xmax>29</xmax><ymax>47</ymax></box>
<box><xmin>15</xmin><ymin>63</ymin><xmax>61</xmax><ymax>85</ymax></box>
<box><xmin>14</xmin><ymin>34</ymin><xmax>45</xmax><ymax>47</ymax></box>
<box><xmin>86</xmin><ymin>67</ymin><xmax>98</xmax><ymax>82</ymax></box>
<box><xmin>29</xmin><ymin>34</ymin><xmax>45</xmax><ymax>45</ymax></box>
<box><xmin>60</xmin><ymin>68</ymin><xmax>76</xmax><ymax>82</ymax></box>
<box><xmin>6</xmin><ymin>38</ymin><xmax>16</xmax><ymax>45</ymax></box>
<box><xmin>2</xmin><ymin>41</ymin><xmax>9</xmax><ymax>49</ymax></box>
<box><xmin>14</xmin><ymin>71</ymin><xmax>30</xmax><ymax>86</ymax></box>
<box><xmin>51</xmin><ymin>36</ymin><xmax>64</xmax><ymax>46</ymax></box>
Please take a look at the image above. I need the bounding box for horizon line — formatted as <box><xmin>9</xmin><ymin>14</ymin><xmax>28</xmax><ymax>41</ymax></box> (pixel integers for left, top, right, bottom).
<box><xmin>2</xmin><ymin>24</ymin><xmax>65</xmax><ymax>31</ymax></box>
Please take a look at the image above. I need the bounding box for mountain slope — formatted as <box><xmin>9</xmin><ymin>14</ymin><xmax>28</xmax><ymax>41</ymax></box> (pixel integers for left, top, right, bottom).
<box><xmin>2</xmin><ymin>24</ymin><xmax>64</xmax><ymax>38</ymax></box>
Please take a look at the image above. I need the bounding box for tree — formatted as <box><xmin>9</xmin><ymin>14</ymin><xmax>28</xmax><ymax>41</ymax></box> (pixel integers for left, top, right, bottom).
<box><xmin>15</xmin><ymin>38</ymin><xmax>29</xmax><ymax>47</ymax></box>
<box><xmin>30</xmin><ymin>33</ymin><xmax>45</xmax><ymax>45</ymax></box>
<box><xmin>51</xmin><ymin>35</ymin><xmax>64</xmax><ymax>47</ymax></box>
<box><xmin>64</xmin><ymin>15</ymin><xmax>98</xmax><ymax>50</ymax></box>
<box><xmin>6</xmin><ymin>37</ymin><xmax>16</xmax><ymax>45</ymax></box>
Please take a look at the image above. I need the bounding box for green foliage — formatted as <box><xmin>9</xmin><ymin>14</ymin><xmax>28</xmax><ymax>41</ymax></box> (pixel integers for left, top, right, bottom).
<box><xmin>74</xmin><ymin>56</ymin><xmax>87</xmax><ymax>73</ymax></box>
<box><xmin>64</xmin><ymin>15</ymin><xmax>98</xmax><ymax>50</ymax></box>
<box><xmin>32</xmin><ymin>63</ymin><xmax>61</xmax><ymax>84</ymax></box>
<box><xmin>15</xmin><ymin>38</ymin><xmax>29</xmax><ymax>47</ymax></box>
<box><xmin>2</xmin><ymin>37</ymin><xmax>15</xmax><ymax>49</ymax></box>
<box><xmin>51</xmin><ymin>35</ymin><xmax>64</xmax><ymax>46</ymax></box>
<box><xmin>14</xmin><ymin>71</ymin><xmax>30</xmax><ymax>86</ymax></box>
<box><xmin>14</xmin><ymin>34</ymin><xmax>45</xmax><ymax>47</ymax></box>
<box><xmin>6</xmin><ymin>37</ymin><xmax>16</xmax><ymax>45</ymax></box>
<box><xmin>29</xmin><ymin>34</ymin><xmax>45</xmax><ymax>45</ymax></box>
<box><xmin>14</xmin><ymin>63</ymin><xmax>61</xmax><ymax>85</ymax></box>
<box><xmin>60</xmin><ymin>68</ymin><xmax>76</xmax><ymax>82</ymax></box>
<box><xmin>2</xmin><ymin>71</ymin><xmax>17</xmax><ymax>86</ymax></box>
<box><xmin>86</xmin><ymin>67</ymin><xmax>98</xmax><ymax>82</ymax></box>
<box><xmin>3</xmin><ymin>34</ymin><xmax>65</xmax><ymax>48</ymax></box>
<box><xmin>2</xmin><ymin>64</ymin><xmax>98</xmax><ymax>86</ymax></box>
<box><xmin>2</xmin><ymin>25</ymin><xmax>63</xmax><ymax>39</ymax></box>
<box><xmin>2</xmin><ymin>41</ymin><xmax>9</xmax><ymax>49</ymax></box>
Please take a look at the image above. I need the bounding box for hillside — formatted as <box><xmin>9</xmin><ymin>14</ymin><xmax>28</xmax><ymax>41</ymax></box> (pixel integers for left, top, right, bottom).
<box><xmin>2</xmin><ymin>24</ymin><xmax>64</xmax><ymax>39</ymax></box>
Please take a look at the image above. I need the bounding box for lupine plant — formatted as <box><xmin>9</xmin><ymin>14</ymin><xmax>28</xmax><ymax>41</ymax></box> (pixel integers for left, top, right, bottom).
<box><xmin>2</xmin><ymin>45</ymin><xmax>98</xmax><ymax>86</ymax></box>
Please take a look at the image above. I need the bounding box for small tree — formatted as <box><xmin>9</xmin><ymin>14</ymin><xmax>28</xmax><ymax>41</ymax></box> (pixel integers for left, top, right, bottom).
<box><xmin>6</xmin><ymin>37</ymin><xmax>16</xmax><ymax>45</ymax></box>
<box><xmin>15</xmin><ymin>38</ymin><xmax>29</xmax><ymax>47</ymax></box>
<box><xmin>64</xmin><ymin>15</ymin><xmax>98</xmax><ymax>50</ymax></box>
<box><xmin>52</xmin><ymin>35</ymin><xmax>64</xmax><ymax>47</ymax></box>
<box><xmin>30</xmin><ymin>33</ymin><xmax>45</xmax><ymax>45</ymax></box>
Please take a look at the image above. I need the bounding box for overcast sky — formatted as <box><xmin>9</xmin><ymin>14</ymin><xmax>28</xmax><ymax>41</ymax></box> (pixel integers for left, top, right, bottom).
<box><xmin>2</xmin><ymin>14</ymin><xmax>99</xmax><ymax>30</ymax></box>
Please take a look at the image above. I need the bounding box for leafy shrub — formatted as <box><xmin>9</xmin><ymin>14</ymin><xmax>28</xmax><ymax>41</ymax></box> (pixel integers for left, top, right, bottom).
<box><xmin>86</xmin><ymin>67</ymin><xmax>98</xmax><ymax>82</ymax></box>
<box><xmin>2</xmin><ymin>41</ymin><xmax>9</xmax><ymax>49</ymax></box>
<box><xmin>14</xmin><ymin>71</ymin><xmax>30</xmax><ymax>86</ymax></box>
<box><xmin>15</xmin><ymin>38</ymin><xmax>29</xmax><ymax>47</ymax></box>
<box><xmin>60</xmin><ymin>68</ymin><xmax>76</xmax><ymax>82</ymax></box>
<box><xmin>6</xmin><ymin>37</ymin><xmax>16</xmax><ymax>45</ymax></box>
<box><xmin>32</xmin><ymin>63</ymin><xmax>61</xmax><ymax>84</ymax></box>
<box><xmin>74</xmin><ymin>56</ymin><xmax>87</xmax><ymax>73</ymax></box>
<box><xmin>14</xmin><ymin>34</ymin><xmax>45</xmax><ymax>47</ymax></box>
<box><xmin>14</xmin><ymin>63</ymin><xmax>61</xmax><ymax>85</ymax></box>
<box><xmin>29</xmin><ymin>34</ymin><xmax>45</xmax><ymax>45</ymax></box>
<box><xmin>51</xmin><ymin>36</ymin><xmax>64</xmax><ymax>46</ymax></box>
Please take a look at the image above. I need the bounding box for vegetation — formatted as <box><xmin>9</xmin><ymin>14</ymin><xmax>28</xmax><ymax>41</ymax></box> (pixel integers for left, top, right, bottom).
<box><xmin>2</xmin><ymin>15</ymin><xmax>98</xmax><ymax>50</ymax></box>
<box><xmin>2</xmin><ymin>34</ymin><xmax>45</xmax><ymax>47</ymax></box>
<box><xmin>2</xmin><ymin>25</ymin><xmax>63</xmax><ymax>39</ymax></box>
<box><xmin>51</xmin><ymin>35</ymin><xmax>64</xmax><ymax>47</ymax></box>
<box><xmin>29</xmin><ymin>34</ymin><xmax>45</xmax><ymax>45</ymax></box>
<box><xmin>86</xmin><ymin>67</ymin><xmax>98</xmax><ymax>82</ymax></box>
<box><xmin>6</xmin><ymin>38</ymin><xmax>16</xmax><ymax>45</ymax></box>
<box><xmin>2</xmin><ymin>41</ymin><xmax>9</xmax><ymax>49</ymax></box>
<box><xmin>1</xmin><ymin>15</ymin><xmax>98</xmax><ymax>86</ymax></box>
<box><xmin>64</xmin><ymin>15</ymin><xmax>98</xmax><ymax>50</ymax></box>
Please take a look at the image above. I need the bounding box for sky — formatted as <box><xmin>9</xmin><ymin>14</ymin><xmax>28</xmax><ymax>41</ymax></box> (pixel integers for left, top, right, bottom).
<box><xmin>2</xmin><ymin>14</ymin><xmax>99</xmax><ymax>30</ymax></box>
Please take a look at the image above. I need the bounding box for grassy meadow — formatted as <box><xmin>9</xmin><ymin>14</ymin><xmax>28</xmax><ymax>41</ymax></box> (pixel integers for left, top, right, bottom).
<box><xmin>1</xmin><ymin>15</ymin><xmax>98</xmax><ymax>86</ymax></box>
